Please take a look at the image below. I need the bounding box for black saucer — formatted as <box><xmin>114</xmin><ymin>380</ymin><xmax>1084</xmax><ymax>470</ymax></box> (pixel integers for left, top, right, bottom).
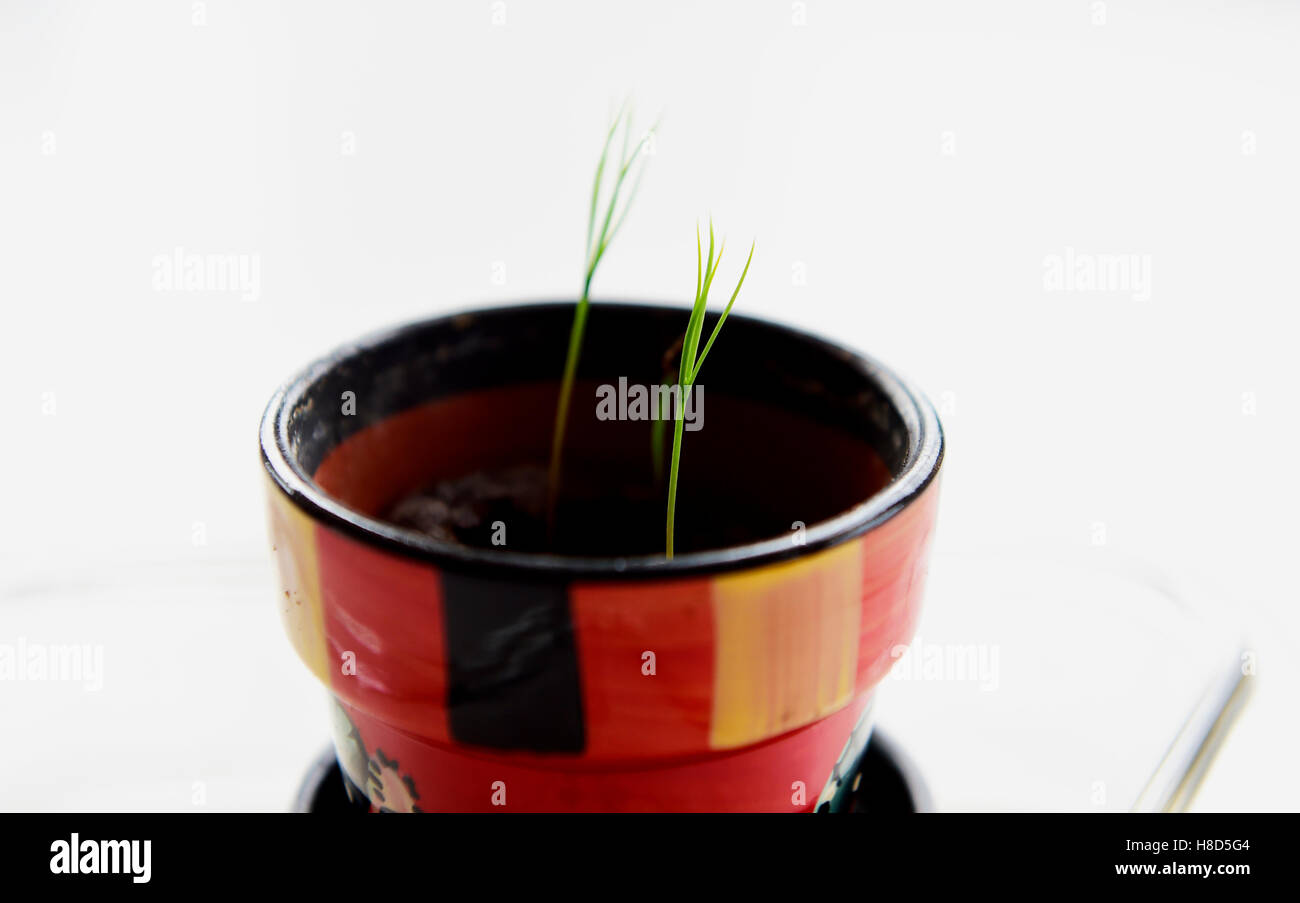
<box><xmin>293</xmin><ymin>729</ymin><xmax>931</xmax><ymax>813</ymax></box>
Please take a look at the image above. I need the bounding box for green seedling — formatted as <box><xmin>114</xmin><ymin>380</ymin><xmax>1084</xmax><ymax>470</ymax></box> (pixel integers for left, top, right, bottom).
<box><xmin>546</xmin><ymin>104</ymin><xmax>656</xmax><ymax>534</ymax></box>
<box><xmin>665</xmin><ymin>221</ymin><xmax>754</xmax><ymax>559</ymax></box>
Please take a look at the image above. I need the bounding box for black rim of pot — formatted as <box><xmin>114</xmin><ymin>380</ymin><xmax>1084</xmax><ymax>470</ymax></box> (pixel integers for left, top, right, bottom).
<box><xmin>259</xmin><ymin>301</ymin><xmax>944</xmax><ymax>580</ymax></box>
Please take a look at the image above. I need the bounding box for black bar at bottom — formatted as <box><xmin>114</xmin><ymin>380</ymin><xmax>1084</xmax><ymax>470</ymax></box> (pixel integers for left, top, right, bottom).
<box><xmin>0</xmin><ymin>813</ymin><xmax>1281</xmax><ymax>891</ymax></box>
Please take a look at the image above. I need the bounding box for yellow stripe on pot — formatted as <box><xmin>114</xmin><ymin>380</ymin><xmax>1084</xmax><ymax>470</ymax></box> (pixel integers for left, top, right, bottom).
<box><xmin>709</xmin><ymin>540</ymin><xmax>863</xmax><ymax>750</ymax></box>
<box><xmin>266</xmin><ymin>481</ymin><xmax>330</xmax><ymax>684</ymax></box>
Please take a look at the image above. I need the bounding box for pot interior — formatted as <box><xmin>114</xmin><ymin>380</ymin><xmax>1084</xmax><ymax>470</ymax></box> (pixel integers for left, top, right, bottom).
<box><xmin>281</xmin><ymin>303</ymin><xmax>914</xmax><ymax>556</ymax></box>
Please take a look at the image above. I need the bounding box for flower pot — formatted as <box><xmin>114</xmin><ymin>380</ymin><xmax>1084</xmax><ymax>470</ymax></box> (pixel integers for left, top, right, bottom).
<box><xmin>260</xmin><ymin>301</ymin><xmax>943</xmax><ymax>812</ymax></box>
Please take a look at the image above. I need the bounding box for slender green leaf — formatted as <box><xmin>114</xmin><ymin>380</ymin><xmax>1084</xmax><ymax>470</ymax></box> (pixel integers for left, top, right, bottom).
<box><xmin>666</xmin><ymin>222</ymin><xmax>755</xmax><ymax>558</ymax></box>
<box><xmin>690</xmin><ymin>241</ymin><xmax>753</xmax><ymax>382</ymax></box>
<box><xmin>547</xmin><ymin>104</ymin><xmax>656</xmax><ymax>536</ymax></box>
<box><xmin>586</xmin><ymin>103</ymin><xmax>626</xmax><ymax>261</ymax></box>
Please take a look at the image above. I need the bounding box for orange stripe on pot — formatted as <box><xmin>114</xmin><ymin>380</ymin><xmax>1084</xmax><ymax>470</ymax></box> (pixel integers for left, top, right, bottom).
<box><xmin>709</xmin><ymin>540</ymin><xmax>863</xmax><ymax>750</ymax></box>
<box><xmin>266</xmin><ymin>479</ymin><xmax>330</xmax><ymax>684</ymax></box>
<box><xmin>571</xmin><ymin>578</ymin><xmax>715</xmax><ymax>758</ymax></box>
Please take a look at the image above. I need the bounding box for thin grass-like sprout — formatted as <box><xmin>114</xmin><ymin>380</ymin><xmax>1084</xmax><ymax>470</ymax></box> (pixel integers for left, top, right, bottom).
<box><xmin>690</xmin><ymin>242</ymin><xmax>753</xmax><ymax>382</ymax></box>
<box><xmin>666</xmin><ymin>220</ymin><xmax>754</xmax><ymax>558</ymax></box>
<box><xmin>546</xmin><ymin>107</ymin><xmax>657</xmax><ymax>535</ymax></box>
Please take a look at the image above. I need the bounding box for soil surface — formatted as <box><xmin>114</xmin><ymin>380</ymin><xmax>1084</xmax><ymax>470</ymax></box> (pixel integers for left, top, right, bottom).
<box><xmin>386</xmin><ymin>462</ymin><xmax>788</xmax><ymax>556</ymax></box>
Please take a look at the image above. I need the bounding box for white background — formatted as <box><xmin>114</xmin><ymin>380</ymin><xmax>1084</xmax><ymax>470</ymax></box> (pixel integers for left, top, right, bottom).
<box><xmin>1</xmin><ymin>1</ymin><xmax>1296</xmax><ymax>811</ymax></box>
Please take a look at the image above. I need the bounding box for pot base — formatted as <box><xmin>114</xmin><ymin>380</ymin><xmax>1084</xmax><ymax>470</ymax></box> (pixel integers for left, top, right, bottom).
<box><xmin>291</xmin><ymin>729</ymin><xmax>930</xmax><ymax>813</ymax></box>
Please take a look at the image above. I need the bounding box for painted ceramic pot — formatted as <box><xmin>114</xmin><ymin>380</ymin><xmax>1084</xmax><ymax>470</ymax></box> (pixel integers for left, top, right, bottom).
<box><xmin>260</xmin><ymin>302</ymin><xmax>943</xmax><ymax>812</ymax></box>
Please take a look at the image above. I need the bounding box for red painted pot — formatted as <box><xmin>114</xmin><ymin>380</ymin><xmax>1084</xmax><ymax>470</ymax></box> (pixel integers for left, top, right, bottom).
<box><xmin>261</xmin><ymin>302</ymin><xmax>942</xmax><ymax>812</ymax></box>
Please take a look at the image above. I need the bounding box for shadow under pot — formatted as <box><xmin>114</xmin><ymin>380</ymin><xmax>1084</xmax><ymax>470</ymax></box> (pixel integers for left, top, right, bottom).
<box><xmin>260</xmin><ymin>301</ymin><xmax>943</xmax><ymax>812</ymax></box>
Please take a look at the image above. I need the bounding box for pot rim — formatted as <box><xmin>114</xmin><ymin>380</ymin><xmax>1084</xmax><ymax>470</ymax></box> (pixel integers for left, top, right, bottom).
<box><xmin>259</xmin><ymin>300</ymin><xmax>943</xmax><ymax>580</ymax></box>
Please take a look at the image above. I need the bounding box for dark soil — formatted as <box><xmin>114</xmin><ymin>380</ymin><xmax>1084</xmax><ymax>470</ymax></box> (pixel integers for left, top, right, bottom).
<box><xmin>386</xmin><ymin>462</ymin><xmax>790</xmax><ymax>556</ymax></box>
<box><xmin>388</xmin><ymin>465</ymin><xmax>548</xmax><ymax>548</ymax></box>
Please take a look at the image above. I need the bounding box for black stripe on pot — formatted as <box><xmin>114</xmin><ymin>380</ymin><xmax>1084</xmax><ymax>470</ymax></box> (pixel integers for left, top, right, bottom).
<box><xmin>439</xmin><ymin>571</ymin><xmax>585</xmax><ymax>753</ymax></box>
